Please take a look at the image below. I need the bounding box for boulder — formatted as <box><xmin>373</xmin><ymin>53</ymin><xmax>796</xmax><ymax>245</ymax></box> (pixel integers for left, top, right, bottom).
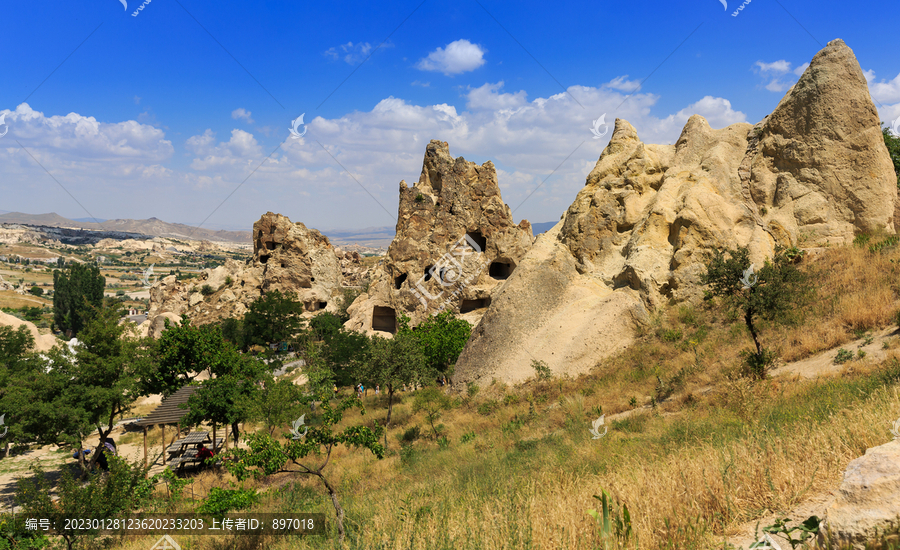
<box><xmin>344</xmin><ymin>140</ymin><xmax>534</xmax><ymax>335</ymax></box>
<box><xmin>824</xmin><ymin>439</ymin><xmax>900</xmax><ymax>549</ymax></box>
<box><xmin>0</xmin><ymin>311</ymin><xmax>60</xmax><ymax>352</ymax></box>
<box><xmin>454</xmin><ymin>38</ymin><xmax>897</xmax><ymax>386</ymax></box>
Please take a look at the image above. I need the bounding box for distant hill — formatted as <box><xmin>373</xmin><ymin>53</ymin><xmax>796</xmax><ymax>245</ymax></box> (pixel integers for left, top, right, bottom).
<box><xmin>0</xmin><ymin>212</ymin><xmax>251</xmax><ymax>243</ymax></box>
<box><xmin>72</xmin><ymin>217</ymin><xmax>107</xmax><ymax>223</ymax></box>
<box><xmin>319</xmin><ymin>225</ymin><xmax>395</xmax><ymax>248</ymax></box>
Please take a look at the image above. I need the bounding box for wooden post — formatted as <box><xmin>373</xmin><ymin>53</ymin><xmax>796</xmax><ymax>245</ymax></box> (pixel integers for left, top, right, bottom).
<box><xmin>161</xmin><ymin>424</ymin><xmax>165</xmax><ymax>462</ymax></box>
<box><xmin>143</xmin><ymin>426</ymin><xmax>148</xmax><ymax>468</ymax></box>
<box><xmin>224</xmin><ymin>424</ymin><xmax>228</xmax><ymax>450</ymax></box>
<box><xmin>212</xmin><ymin>423</ymin><xmax>216</xmax><ymax>453</ymax></box>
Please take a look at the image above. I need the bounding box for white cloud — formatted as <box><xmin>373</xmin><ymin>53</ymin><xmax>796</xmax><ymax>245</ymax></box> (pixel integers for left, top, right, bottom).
<box><xmin>231</xmin><ymin>108</ymin><xmax>254</xmax><ymax>124</ymax></box>
<box><xmin>324</xmin><ymin>41</ymin><xmax>378</xmax><ymax>65</ymax></box>
<box><xmin>416</xmin><ymin>39</ymin><xmax>486</xmax><ymax>76</ymax></box>
<box><xmin>411</xmin><ymin>80</ymin><xmax>431</xmax><ymax>87</ymax></box>
<box><xmin>465</xmin><ymin>82</ymin><xmax>527</xmax><ymax>111</ymax></box>
<box><xmin>604</xmin><ymin>76</ymin><xmax>642</xmax><ymax>93</ymax></box>
<box><xmin>0</xmin><ymin>83</ymin><xmax>751</xmax><ymax>230</ymax></box>
<box><xmin>754</xmin><ymin>60</ymin><xmax>804</xmax><ymax>93</ymax></box>
<box><xmin>755</xmin><ymin>60</ymin><xmax>792</xmax><ymax>75</ymax></box>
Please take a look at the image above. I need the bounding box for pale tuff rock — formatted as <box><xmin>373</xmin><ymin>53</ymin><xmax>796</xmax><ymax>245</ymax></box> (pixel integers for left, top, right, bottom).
<box><xmin>748</xmin><ymin>39</ymin><xmax>896</xmax><ymax>245</ymax></box>
<box><xmin>0</xmin><ymin>311</ymin><xmax>60</xmax><ymax>352</ymax></box>
<box><xmin>823</xmin><ymin>439</ymin><xmax>900</xmax><ymax>549</ymax></box>
<box><xmin>343</xmin><ymin>140</ymin><xmax>534</xmax><ymax>335</ymax></box>
<box><xmin>454</xmin><ymin>39</ymin><xmax>897</xmax><ymax>386</ymax></box>
<box><xmin>141</xmin><ymin>213</ymin><xmax>367</xmax><ymax>337</ymax></box>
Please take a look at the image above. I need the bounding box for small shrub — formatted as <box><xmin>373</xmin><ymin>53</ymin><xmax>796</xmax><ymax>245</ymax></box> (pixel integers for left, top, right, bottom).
<box><xmin>629</xmin><ymin>396</ymin><xmax>638</xmax><ymax>408</ymax></box>
<box><xmin>531</xmin><ymin>359</ymin><xmax>553</xmax><ymax>381</ymax></box>
<box><xmin>477</xmin><ymin>400</ymin><xmax>499</xmax><ymax>416</ymax></box>
<box><xmin>224</xmin><ymin>276</ymin><xmax>234</xmax><ymax>286</ymax></box>
<box><xmin>460</xmin><ymin>431</ymin><xmax>476</xmax><ymax>444</ymax></box>
<box><xmin>857</xmin><ymin>349</ymin><xmax>867</xmax><ymax>360</ymax></box>
<box><xmin>414</xmin><ymin>193</ymin><xmax>425</xmax><ymax>203</ymax></box>
<box><xmin>196</xmin><ymin>487</ymin><xmax>259</xmax><ymax>518</ymax></box>
<box><xmin>502</xmin><ymin>394</ymin><xmax>519</xmax><ymax>406</ymax></box>
<box><xmin>659</xmin><ymin>328</ymin><xmax>683</xmax><ymax>343</ymax></box>
<box><xmin>437</xmin><ymin>436</ymin><xmax>449</xmax><ymax>449</ymax></box>
<box><xmin>399</xmin><ymin>425</ymin><xmax>421</xmax><ymax>445</ymax></box>
<box><xmin>740</xmin><ymin>347</ymin><xmax>777</xmax><ymax>379</ymax></box>
<box><xmin>466</xmin><ymin>382</ymin><xmax>480</xmax><ymax>400</ymax></box>
<box><xmin>200</xmin><ymin>284</ymin><xmax>214</xmax><ymax>296</ymax></box>
<box><xmin>834</xmin><ymin>348</ymin><xmax>854</xmax><ymax>364</ymax></box>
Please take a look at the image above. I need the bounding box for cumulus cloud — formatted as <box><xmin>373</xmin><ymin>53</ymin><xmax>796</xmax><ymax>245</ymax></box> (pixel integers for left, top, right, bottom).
<box><xmin>231</xmin><ymin>108</ymin><xmax>254</xmax><ymax>124</ymax></box>
<box><xmin>0</xmin><ymin>83</ymin><xmax>750</xmax><ymax>230</ymax></box>
<box><xmin>416</xmin><ymin>39</ymin><xmax>486</xmax><ymax>75</ymax></box>
<box><xmin>604</xmin><ymin>76</ymin><xmax>642</xmax><ymax>93</ymax></box>
<box><xmin>754</xmin><ymin>59</ymin><xmax>806</xmax><ymax>92</ymax></box>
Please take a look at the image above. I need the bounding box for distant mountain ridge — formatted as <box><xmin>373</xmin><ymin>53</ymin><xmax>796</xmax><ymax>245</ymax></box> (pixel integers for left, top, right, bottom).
<box><xmin>0</xmin><ymin>212</ymin><xmax>252</xmax><ymax>243</ymax></box>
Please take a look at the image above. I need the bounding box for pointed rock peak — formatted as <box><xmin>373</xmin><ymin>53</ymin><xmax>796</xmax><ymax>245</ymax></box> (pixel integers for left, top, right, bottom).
<box><xmin>610</xmin><ymin>118</ymin><xmax>639</xmax><ymax>143</ymax></box>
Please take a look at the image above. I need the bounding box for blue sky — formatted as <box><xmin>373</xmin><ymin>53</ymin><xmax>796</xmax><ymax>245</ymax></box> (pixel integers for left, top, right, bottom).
<box><xmin>2</xmin><ymin>0</ymin><xmax>899</xmax><ymax>234</ymax></box>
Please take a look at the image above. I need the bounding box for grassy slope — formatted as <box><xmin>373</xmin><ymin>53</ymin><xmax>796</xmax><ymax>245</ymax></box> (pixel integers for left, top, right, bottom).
<box><xmin>107</xmin><ymin>242</ymin><xmax>900</xmax><ymax>549</ymax></box>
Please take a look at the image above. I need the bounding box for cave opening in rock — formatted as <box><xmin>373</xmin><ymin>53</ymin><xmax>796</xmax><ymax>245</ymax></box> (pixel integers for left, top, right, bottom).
<box><xmin>423</xmin><ymin>267</ymin><xmax>434</xmax><ymax>282</ymax></box>
<box><xmin>372</xmin><ymin>306</ymin><xmax>397</xmax><ymax>334</ymax></box>
<box><xmin>466</xmin><ymin>230</ymin><xmax>487</xmax><ymax>252</ymax></box>
<box><xmin>459</xmin><ymin>297</ymin><xmax>491</xmax><ymax>313</ymax></box>
<box><xmin>259</xmin><ymin>254</ymin><xmax>270</xmax><ymax>264</ymax></box>
<box><xmin>394</xmin><ymin>273</ymin><xmax>407</xmax><ymax>289</ymax></box>
<box><xmin>266</xmin><ymin>242</ymin><xmax>276</xmax><ymax>250</ymax></box>
<box><xmin>318</xmin><ymin>301</ymin><xmax>327</xmax><ymax>310</ymax></box>
<box><xmin>489</xmin><ymin>261</ymin><xmax>513</xmax><ymax>280</ymax></box>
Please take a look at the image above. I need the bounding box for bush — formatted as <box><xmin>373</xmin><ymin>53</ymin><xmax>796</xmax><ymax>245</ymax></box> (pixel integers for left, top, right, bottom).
<box><xmin>196</xmin><ymin>487</ymin><xmax>259</xmax><ymax>518</ymax></box>
<box><xmin>834</xmin><ymin>348</ymin><xmax>854</xmax><ymax>364</ymax></box>
<box><xmin>200</xmin><ymin>284</ymin><xmax>215</xmax><ymax>296</ymax></box>
<box><xmin>27</xmin><ymin>286</ymin><xmax>43</xmax><ymax>297</ymax></box>
<box><xmin>532</xmin><ymin>359</ymin><xmax>553</xmax><ymax>380</ymax></box>
<box><xmin>400</xmin><ymin>425</ymin><xmax>421</xmax><ymax>445</ymax></box>
<box><xmin>477</xmin><ymin>400</ymin><xmax>499</xmax><ymax>416</ymax></box>
<box><xmin>460</xmin><ymin>431</ymin><xmax>476</xmax><ymax>444</ymax></box>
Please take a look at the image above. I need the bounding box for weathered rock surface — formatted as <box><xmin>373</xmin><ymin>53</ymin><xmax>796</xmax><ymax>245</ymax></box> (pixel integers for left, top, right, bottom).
<box><xmin>0</xmin><ymin>311</ymin><xmax>60</xmax><ymax>352</ymax></box>
<box><xmin>454</xmin><ymin>39</ymin><xmax>897</xmax><ymax>386</ymax></box>
<box><xmin>344</xmin><ymin>140</ymin><xmax>533</xmax><ymax>335</ymax></box>
<box><xmin>823</xmin><ymin>439</ymin><xmax>900</xmax><ymax>549</ymax></box>
<box><xmin>141</xmin><ymin>213</ymin><xmax>367</xmax><ymax>337</ymax></box>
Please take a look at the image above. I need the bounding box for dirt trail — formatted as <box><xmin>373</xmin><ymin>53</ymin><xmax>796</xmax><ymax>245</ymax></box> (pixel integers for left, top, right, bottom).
<box><xmin>726</xmin><ymin>327</ymin><xmax>899</xmax><ymax>548</ymax></box>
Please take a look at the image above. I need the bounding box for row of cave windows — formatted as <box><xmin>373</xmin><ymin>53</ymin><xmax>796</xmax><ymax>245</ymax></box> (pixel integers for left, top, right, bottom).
<box><xmin>371</xmin><ymin>300</ymin><xmax>490</xmax><ymax>334</ymax></box>
<box><xmin>394</xmin><ymin>261</ymin><xmax>513</xmax><ymax>290</ymax></box>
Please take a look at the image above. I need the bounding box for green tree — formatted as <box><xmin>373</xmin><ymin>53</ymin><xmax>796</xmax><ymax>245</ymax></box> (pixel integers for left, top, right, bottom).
<box><xmin>27</xmin><ymin>286</ymin><xmax>43</xmax><ymax>297</ymax></box>
<box><xmin>219</xmin><ymin>317</ymin><xmax>244</xmax><ymax>347</ymax></box>
<box><xmin>245</xmin><ymin>377</ymin><xmax>306</xmax><ymax>436</ymax></box>
<box><xmin>357</xmin><ymin>327</ymin><xmax>428</xmax><ymax>424</ymax></box>
<box><xmin>179</xmin><ymin>350</ymin><xmax>267</xmax><ymax>445</ymax></box>
<box><xmin>139</xmin><ymin>317</ymin><xmax>237</xmax><ymax>398</ymax></box>
<box><xmin>409</xmin><ymin>311</ymin><xmax>471</xmax><ymax>376</ymax></box>
<box><xmin>242</xmin><ymin>290</ymin><xmax>305</xmax><ymax>349</ymax></box>
<box><xmin>222</xmin><ymin>388</ymin><xmax>384</xmax><ymax>544</ymax></box>
<box><xmin>3</xmin><ymin>304</ymin><xmax>151</xmax><ymax>474</ymax></box>
<box><xmin>702</xmin><ymin>246</ymin><xmax>811</xmax><ymax>378</ymax></box>
<box><xmin>52</xmin><ymin>263</ymin><xmax>105</xmax><ymax>337</ymax></box>
<box><xmin>883</xmin><ymin>122</ymin><xmax>900</xmax><ymax>186</ymax></box>
<box><xmin>412</xmin><ymin>386</ymin><xmax>452</xmax><ymax>438</ymax></box>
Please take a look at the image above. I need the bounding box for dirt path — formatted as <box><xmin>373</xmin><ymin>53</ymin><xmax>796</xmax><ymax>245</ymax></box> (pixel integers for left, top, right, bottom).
<box><xmin>725</xmin><ymin>327</ymin><xmax>899</xmax><ymax>548</ymax></box>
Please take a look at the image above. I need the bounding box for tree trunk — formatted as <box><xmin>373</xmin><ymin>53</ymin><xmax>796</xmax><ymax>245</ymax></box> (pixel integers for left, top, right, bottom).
<box><xmin>744</xmin><ymin>308</ymin><xmax>762</xmax><ymax>356</ymax></box>
<box><xmin>231</xmin><ymin>422</ymin><xmax>240</xmax><ymax>445</ymax></box>
<box><xmin>314</xmin><ymin>471</ymin><xmax>345</xmax><ymax>544</ymax></box>
<box><xmin>386</xmin><ymin>385</ymin><xmax>394</xmax><ymax>425</ymax></box>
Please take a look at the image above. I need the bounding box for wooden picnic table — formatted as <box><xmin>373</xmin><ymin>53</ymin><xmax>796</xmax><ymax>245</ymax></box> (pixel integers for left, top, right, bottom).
<box><xmin>166</xmin><ymin>432</ymin><xmax>224</xmax><ymax>473</ymax></box>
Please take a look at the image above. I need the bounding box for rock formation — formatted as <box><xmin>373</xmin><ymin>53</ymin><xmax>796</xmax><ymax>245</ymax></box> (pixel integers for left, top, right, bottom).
<box><xmin>344</xmin><ymin>140</ymin><xmax>534</xmax><ymax>335</ymax></box>
<box><xmin>141</xmin><ymin>213</ymin><xmax>366</xmax><ymax>338</ymax></box>
<box><xmin>0</xmin><ymin>311</ymin><xmax>60</xmax><ymax>352</ymax></box>
<box><xmin>453</xmin><ymin>39</ymin><xmax>897</xmax><ymax>386</ymax></box>
<box><xmin>823</xmin><ymin>439</ymin><xmax>900</xmax><ymax>549</ymax></box>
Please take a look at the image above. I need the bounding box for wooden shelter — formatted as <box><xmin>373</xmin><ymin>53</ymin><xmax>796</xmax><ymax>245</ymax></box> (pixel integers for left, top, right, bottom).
<box><xmin>134</xmin><ymin>384</ymin><xmax>220</xmax><ymax>467</ymax></box>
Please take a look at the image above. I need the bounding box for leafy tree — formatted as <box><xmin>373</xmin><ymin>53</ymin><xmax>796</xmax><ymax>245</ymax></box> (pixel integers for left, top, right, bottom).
<box><xmin>219</xmin><ymin>317</ymin><xmax>244</xmax><ymax>347</ymax></box>
<box><xmin>308</xmin><ymin>311</ymin><xmax>344</xmax><ymax>341</ymax></box>
<box><xmin>27</xmin><ymin>286</ymin><xmax>43</xmax><ymax>297</ymax></box>
<box><xmin>357</xmin><ymin>327</ymin><xmax>428</xmax><ymax>424</ymax></box>
<box><xmin>245</xmin><ymin>377</ymin><xmax>306</xmax><ymax>436</ymax></box>
<box><xmin>408</xmin><ymin>311</ymin><xmax>472</xmax><ymax>376</ymax></box>
<box><xmin>3</xmin><ymin>304</ymin><xmax>151</xmax><ymax>474</ymax></box>
<box><xmin>52</xmin><ymin>263</ymin><xmax>105</xmax><ymax>336</ymax></box>
<box><xmin>702</xmin><ymin>246</ymin><xmax>811</xmax><ymax>378</ymax></box>
<box><xmin>179</xmin><ymin>350</ymin><xmax>267</xmax><ymax>444</ymax></box>
<box><xmin>316</xmin><ymin>320</ymin><xmax>370</xmax><ymax>387</ymax></box>
<box><xmin>16</xmin><ymin>455</ymin><xmax>153</xmax><ymax>550</ymax></box>
<box><xmin>883</xmin><ymin>122</ymin><xmax>900</xmax><ymax>186</ymax></box>
<box><xmin>222</xmin><ymin>388</ymin><xmax>384</xmax><ymax>544</ymax></box>
<box><xmin>412</xmin><ymin>386</ymin><xmax>452</xmax><ymax>438</ymax></box>
<box><xmin>139</xmin><ymin>317</ymin><xmax>237</xmax><ymax>398</ymax></box>
<box><xmin>242</xmin><ymin>290</ymin><xmax>305</xmax><ymax>349</ymax></box>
